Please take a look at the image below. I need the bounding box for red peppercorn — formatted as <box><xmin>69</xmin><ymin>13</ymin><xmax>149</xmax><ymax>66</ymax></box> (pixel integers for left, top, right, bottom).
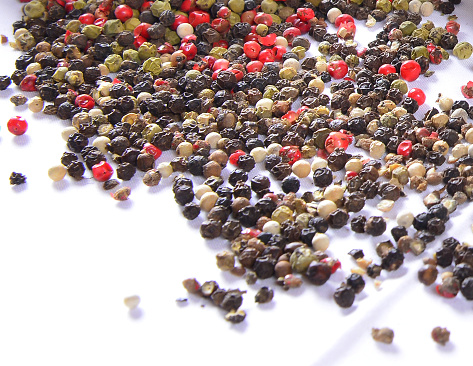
<box><xmin>321</xmin><ymin>258</ymin><xmax>341</xmax><ymax>274</ymax></box>
<box><xmin>171</xmin><ymin>14</ymin><xmax>189</xmax><ymax>31</ymax></box>
<box><xmin>283</xmin><ymin>27</ymin><xmax>301</xmax><ymax>44</ymax></box>
<box><xmin>141</xmin><ymin>1</ymin><xmax>153</xmax><ymax>11</ymax></box>
<box><xmin>285</xmin><ymin>14</ymin><xmax>298</xmax><ymax>24</ymax></box>
<box><xmin>213</xmin><ymin>39</ymin><xmax>228</xmax><ymax>49</ymax></box>
<box><xmin>246</xmin><ymin>60</ymin><xmax>263</xmax><ymax>73</ymax></box>
<box><xmin>241</xmin><ymin>10</ymin><xmax>256</xmax><ymax>24</ymax></box>
<box><xmin>241</xmin><ymin>228</ymin><xmax>262</xmax><ymax>237</ymax></box>
<box><xmin>78</xmin><ymin>13</ymin><xmax>95</xmax><ymax>24</ymax></box>
<box><xmin>202</xmin><ymin>55</ymin><xmax>216</xmax><ymax>69</ymax></box>
<box><xmin>407</xmin><ymin>88</ymin><xmax>426</xmax><ymax>105</ymax></box>
<box><xmin>345</xmin><ymin>171</ymin><xmax>358</xmax><ymax>181</ymax></box>
<box><xmin>258</xmin><ymin>49</ymin><xmax>275</xmax><ymax>63</ymax></box>
<box><xmin>254</xmin><ymin>12</ymin><xmax>273</xmax><ymax>26</ymax></box>
<box><xmin>296</xmin><ymin>8</ymin><xmax>315</xmax><ymax>22</ymax></box>
<box><xmin>228</xmin><ymin>68</ymin><xmax>244</xmax><ymax>81</ymax></box>
<box><xmin>211</xmin><ymin>18</ymin><xmax>230</xmax><ymax>33</ymax></box>
<box><xmin>93</xmin><ymin>18</ymin><xmax>107</xmax><ymax>27</ymax></box>
<box><xmin>436</xmin><ymin>284</ymin><xmax>457</xmax><ymax>298</ymax></box>
<box><xmin>134</xmin><ymin>36</ymin><xmax>147</xmax><ymax>48</ymax></box>
<box><xmin>258</xmin><ymin>33</ymin><xmax>276</xmax><ymax>46</ymax></box>
<box><xmin>217</xmin><ymin>6</ymin><xmax>231</xmax><ymax>18</ymax></box>
<box><xmin>335</xmin><ymin>14</ymin><xmax>354</xmax><ymax>28</ymax></box>
<box><xmin>279</xmin><ymin>146</ymin><xmax>302</xmax><ymax>165</ymax></box>
<box><xmin>243</xmin><ymin>41</ymin><xmax>261</xmax><ymax>59</ymax></box>
<box><xmin>180</xmin><ymin>42</ymin><xmax>197</xmax><ymax>59</ymax></box>
<box><xmin>378</xmin><ymin>64</ymin><xmax>397</xmax><ymax>75</ymax></box>
<box><xmin>157</xmin><ymin>42</ymin><xmax>175</xmax><ymax>54</ymax></box>
<box><xmin>281</xmin><ymin>111</ymin><xmax>298</xmax><ymax>123</ymax></box>
<box><xmin>272</xmin><ymin>45</ymin><xmax>287</xmax><ymax>61</ymax></box>
<box><xmin>292</xmin><ymin>19</ymin><xmax>310</xmax><ymax>34</ymax></box>
<box><xmin>180</xmin><ymin>0</ymin><xmax>196</xmax><ymax>13</ymax></box>
<box><xmin>397</xmin><ymin>140</ymin><xmax>413</xmax><ymax>158</ymax></box>
<box><xmin>188</xmin><ymin>10</ymin><xmax>210</xmax><ymax>27</ymax></box>
<box><xmin>7</xmin><ymin>116</ymin><xmax>28</xmax><ymax>136</ymax></box>
<box><xmin>19</xmin><ymin>74</ymin><xmax>37</xmax><ymax>92</ymax></box>
<box><xmin>446</xmin><ymin>20</ymin><xmax>460</xmax><ymax>35</ymax></box>
<box><xmin>337</xmin><ymin>21</ymin><xmax>356</xmax><ymax>39</ymax></box>
<box><xmin>400</xmin><ymin>60</ymin><xmax>421</xmax><ymax>82</ymax></box>
<box><xmin>74</xmin><ymin>94</ymin><xmax>95</xmax><ymax>109</ymax></box>
<box><xmin>92</xmin><ymin>161</ymin><xmax>114</xmax><ymax>182</ymax></box>
<box><xmin>133</xmin><ymin>23</ymin><xmax>151</xmax><ymax>39</ymax></box>
<box><xmin>142</xmin><ymin>143</ymin><xmax>162</xmax><ymax>160</ymax></box>
<box><xmin>325</xmin><ymin>131</ymin><xmax>350</xmax><ymax>153</ymax></box>
<box><xmin>229</xmin><ymin>150</ymin><xmax>246</xmax><ymax>165</ymax></box>
<box><xmin>212</xmin><ymin>58</ymin><xmax>229</xmax><ymax>71</ymax></box>
<box><xmin>461</xmin><ymin>81</ymin><xmax>473</xmax><ymax>99</ymax></box>
<box><xmin>114</xmin><ymin>4</ymin><xmax>134</xmax><ymax>22</ymax></box>
<box><xmin>327</xmin><ymin>60</ymin><xmax>348</xmax><ymax>79</ymax></box>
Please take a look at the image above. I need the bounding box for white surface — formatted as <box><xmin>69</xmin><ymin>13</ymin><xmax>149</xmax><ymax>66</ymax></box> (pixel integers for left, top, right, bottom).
<box><xmin>1</xmin><ymin>2</ymin><xmax>473</xmax><ymax>366</ymax></box>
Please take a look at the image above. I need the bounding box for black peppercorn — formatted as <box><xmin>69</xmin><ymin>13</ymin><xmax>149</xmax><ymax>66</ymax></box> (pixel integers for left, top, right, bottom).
<box><xmin>182</xmin><ymin>202</ymin><xmax>201</xmax><ymax>220</ymax></box>
<box><xmin>364</xmin><ymin>216</ymin><xmax>386</xmax><ymax>236</ymax></box>
<box><xmin>200</xmin><ymin>220</ymin><xmax>222</xmax><ymax>239</ymax></box>
<box><xmin>348</xmin><ymin>249</ymin><xmax>364</xmax><ymax>260</ymax></box>
<box><xmin>333</xmin><ymin>285</ymin><xmax>356</xmax><ymax>308</ymax></box>
<box><xmin>313</xmin><ymin>167</ymin><xmax>333</xmax><ymax>187</ymax></box>
<box><xmin>253</xmin><ymin>255</ymin><xmax>276</xmax><ymax>279</ymax></box>
<box><xmin>9</xmin><ymin>172</ymin><xmax>26</xmax><ymax>185</ymax></box>
<box><xmin>350</xmin><ymin>215</ymin><xmax>366</xmax><ymax>233</ymax></box>
<box><xmin>347</xmin><ymin>273</ymin><xmax>365</xmax><ymax>294</ymax></box>
<box><xmin>221</xmin><ymin>220</ymin><xmax>242</xmax><ymax>240</ymax></box>
<box><xmin>306</xmin><ymin>262</ymin><xmax>332</xmax><ymax>286</ymax></box>
<box><xmin>381</xmin><ymin>248</ymin><xmax>404</xmax><ymax>271</ymax></box>
<box><xmin>229</xmin><ymin>169</ymin><xmax>248</xmax><ymax>186</ymax></box>
<box><xmin>66</xmin><ymin>161</ymin><xmax>85</xmax><ymax>180</ymax></box>
<box><xmin>327</xmin><ymin>209</ymin><xmax>349</xmax><ymax>229</ymax></box>
<box><xmin>281</xmin><ymin>175</ymin><xmax>300</xmax><ymax>194</ymax></box>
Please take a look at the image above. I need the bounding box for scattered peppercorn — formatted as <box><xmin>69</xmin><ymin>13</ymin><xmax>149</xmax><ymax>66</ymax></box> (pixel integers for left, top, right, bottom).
<box><xmin>9</xmin><ymin>172</ymin><xmax>26</xmax><ymax>185</ymax></box>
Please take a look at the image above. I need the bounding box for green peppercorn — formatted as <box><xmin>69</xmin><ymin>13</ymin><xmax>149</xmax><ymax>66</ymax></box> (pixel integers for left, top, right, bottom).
<box><xmin>227</xmin><ymin>0</ymin><xmax>244</xmax><ymax>13</ymax></box>
<box><xmin>141</xmin><ymin>123</ymin><xmax>162</xmax><ymax>141</ymax></box>
<box><xmin>124</xmin><ymin>18</ymin><xmax>140</xmax><ymax>31</ymax></box>
<box><xmin>142</xmin><ymin>57</ymin><xmax>162</xmax><ymax>76</ymax></box>
<box><xmin>164</xmin><ymin>28</ymin><xmax>180</xmax><ymax>45</ymax></box>
<box><xmin>411</xmin><ymin>46</ymin><xmax>429</xmax><ymax>60</ymax></box>
<box><xmin>65</xmin><ymin>20</ymin><xmax>81</xmax><ymax>33</ymax></box>
<box><xmin>104</xmin><ymin>54</ymin><xmax>123</xmax><ymax>73</ymax></box>
<box><xmin>263</xmin><ymin>85</ymin><xmax>278</xmax><ymax>99</ymax></box>
<box><xmin>290</xmin><ymin>247</ymin><xmax>317</xmax><ymax>273</ymax></box>
<box><xmin>138</xmin><ymin>42</ymin><xmax>157</xmax><ymax>60</ymax></box>
<box><xmin>82</xmin><ymin>25</ymin><xmax>103</xmax><ymax>39</ymax></box>
<box><xmin>23</xmin><ymin>0</ymin><xmax>45</xmax><ymax>19</ymax></box>
<box><xmin>65</xmin><ymin>70</ymin><xmax>84</xmax><ymax>87</ymax></box>
<box><xmin>15</xmin><ymin>32</ymin><xmax>36</xmax><ymax>51</ymax></box>
<box><xmin>150</xmin><ymin>0</ymin><xmax>171</xmax><ymax>17</ymax></box>
<box><xmin>103</xmin><ymin>19</ymin><xmax>125</xmax><ymax>36</ymax></box>
<box><xmin>291</xmin><ymin>46</ymin><xmax>306</xmax><ymax>59</ymax></box>
<box><xmin>123</xmin><ymin>49</ymin><xmax>141</xmax><ymax>63</ymax></box>
<box><xmin>209</xmin><ymin>46</ymin><xmax>227</xmax><ymax>59</ymax></box>
<box><xmin>261</xmin><ymin>0</ymin><xmax>278</xmax><ymax>14</ymax></box>
<box><xmin>429</xmin><ymin>27</ymin><xmax>447</xmax><ymax>45</ymax></box>
<box><xmin>392</xmin><ymin>0</ymin><xmax>408</xmax><ymax>11</ymax></box>
<box><xmin>196</xmin><ymin>0</ymin><xmax>216</xmax><ymax>11</ymax></box>
<box><xmin>345</xmin><ymin>54</ymin><xmax>359</xmax><ymax>68</ymax></box>
<box><xmin>399</xmin><ymin>21</ymin><xmax>416</xmax><ymax>36</ymax></box>
<box><xmin>318</xmin><ymin>41</ymin><xmax>331</xmax><ymax>55</ymax></box>
<box><xmin>376</xmin><ymin>0</ymin><xmax>392</xmax><ymax>13</ymax></box>
<box><xmin>110</xmin><ymin>41</ymin><xmax>124</xmax><ymax>55</ymax></box>
<box><xmin>453</xmin><ymin>42</ymin><xmax>473</xmax><ymax>60</ymax></box>
<box><xmin>410</xmin><ymin>30</ymin><xmax>427</xmax><ymax>42</ymax></box>
<box><xmin>279</xmin><ymin>67</ymin><xmax>297</xmax><ymax>80</ymax></box>
<box><xmin>391</xmin><ymin>79</ymin><xmax>408</xmax><ymax>94</ymax></box>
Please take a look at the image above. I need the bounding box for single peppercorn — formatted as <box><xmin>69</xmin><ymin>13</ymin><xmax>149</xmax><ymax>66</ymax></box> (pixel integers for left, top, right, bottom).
<box><xmin>9</xmin><ymin>172</ymin><xmax>26</xmax><ymax>185</ymax></box>
<box><xmin>333</xmin><ymin>285</ymin><xmax>356</xmax><ymax>308</ymax></box>
<box><xmin>365</xmin><ymin>216</ymin><xmax>387</xmax><ymax>236</ymax></box>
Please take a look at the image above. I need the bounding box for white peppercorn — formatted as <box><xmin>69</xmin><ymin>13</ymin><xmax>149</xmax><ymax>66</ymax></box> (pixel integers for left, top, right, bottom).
<box><xmin>61</xmin><ymin>126</ymin><xmax>78</xmax><ymax>141</ymax></box>
<box><xmin>157</xmin><ymin>162</ymin><xmax>173</xmax><ymax>178</ymax></box>
<box><xmin>92</xmin><ymin>136</ymin><xmax>110</xmax><ymax>154</ymax></box>
<box><xmin>408</xmin><ymin>0</ymin><xmax>421</xmax><ymax>13</ymax></box>
<box><xmin>345</xmin><ymin>158</ymin><xmax>363</xmax><ymax>173</ymax></box>
<box><xmin>324</xmin><ymin>185</ymin><xmax>345</xmax><ymax>202</ymax></box>
<box><xmin>176</xmin><ymin>23</ymin><xmax>194</xmax><ymax>39</ymax></box>
<box><xmin>292</xmin><ymin>160</ymin><xmax>311</xmax><ymax>178</ymax></box>
<box><xmin>369</xmin><ymin>140</ymin><xmax>386</xmax><ymax>159</ymax></box>
<box><xmin>437</xmin><ymin>95</ymin><xmax>453</xmax><ymax>111</ymax></box>
<box><xmin>266</xmin><ymin>143</ymin><xmax>282</xmax><ymax>156</ymax></box>
<box><xmin>377</xmin><ymin>200</ymin><xmax>394</xmax><ymax>212</ymax></box>
<box><xmin>451</xmin><ymin>108</ymin><xmax>468</xmax><ymax>122</ymax></box>
<box><xmin>317</xmin><ymin>200</ymin><xmax>337</xmax><ymax>219</ymax></box>
<box><xmin>205</xmin><ymin>132</ymin><xmax>221</xmax><ymax>149</ymax></box>
<box><xmin>312</xmin><ymin>233</ymin><xmax>330</xmax><ymax>252</ymax></box>
<box><xmin>452</xmin><ymin>144</ymin><xmax>468</xmax><ymax>158</ymax></box>
<box><xmin>28</xmin><ymin>96</ymin><xmax>44</xmax><ymax>112</ymax></box>
<box><xmin>48</xmin><ymin>165</ymin><xmax>67</xmax><ymax>182</ymax></box>
<box><xmin>262</xmin><ymin>220</ymin><xmax>281</xmax><ymax>234</ymax></box>
<box><xmin>124</xmin><ymin>295</ymin><xmax>141</xmax><ymax>310</ymax></box>
<box><xmin>408</xmin><ymin>162</ymin><xmax>426</xmax><ymax>177</ymax></box>
<box><xmin>176</xmin><ymin>141</ymin><xmax>194</xmax><ymax>157</ymax></box>
<box><xmin>420</xmin><ymin>1</ymin><xmax>434</xmax><ymax>17</ymax></box>
<box><xmin>195</xmin><ymin>184</ymin><xmax>213</xmax><ymax>200</ymax></box>
<box><xmin>311</xmin><ymin>157</ymin><xmax>328</xmax><ymax>171</ymax></box>
<box><xmin>396</xmin><ymin>210</ymin><xmax>414</xmax><ymax>228</ymax></box>
<box><xmin>327</xmin><ymin>7</ymin><xmax>342</xmax><ymax>23</ymax></box>
<box><xmin>250</xmin><ymin>147</ymin><xmax>267</xmax><ymax>163</ymax></box>
<box><xmin>200</xmin><ymin>191</ymin><xmax>219</xmax><ymax>211</ymax></box>
<box><xmin>466</xmin><ymin>128</ymin><xmax>473</xmax><ymax>144</ymax></box>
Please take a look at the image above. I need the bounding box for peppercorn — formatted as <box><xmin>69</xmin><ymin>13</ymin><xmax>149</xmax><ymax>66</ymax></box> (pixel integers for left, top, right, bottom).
<box><xmin>365</xmin><ymin>216</ymin><xmax>387</xmax><ymax>236</ymax></box>
<box><xmin>255</xmin><ymin>286</ymin><xmax>274</xmax><ymax>304</ymax></box>
<box><xmin>350</xmin><ymin>215</ymin><xmax>367</xmax><ymax>233</ymax></box>
<box><xmin>348</xmin><ymin>249</ymin><xmax>364</xmax><ymax>260</ymax></box>
<box><xmin>418</xmin><ymin>264</ymin><xmax>438</xmax><ymax>286</ymax></box>
<box><xmin>9</xmin><ymin>172</ymin><xmax>26</xmax><ymax>185</ymax></box>
<box><xmin>346</xmin><ymin>273</ymin><xmax>365</xmax><ymax>294</ymax></box>
<box><xmin>313</xmin><ymin>167</ymin><xmax>333</xmax><ymax>187</ymax></box>
<box><xmin>333</xmin><ymin>285</ymin><xmax>356</xmax><ymax>308</ymax></box>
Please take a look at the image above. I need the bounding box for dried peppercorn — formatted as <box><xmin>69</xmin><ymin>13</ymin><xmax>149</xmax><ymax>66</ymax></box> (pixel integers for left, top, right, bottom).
<box><xmin>313</xmin><ymin>167</ymin><xmax>333</xmax><ymax>187</ymax></box>
<box><xmin>9</xmin><ymin>172</ymin><xmax>26</xmax><ymax>185</ymax></box>
<box><xmin>333</xmin><ymin>285</ymin><xmax>355</xmax><ymax>308</ymax></box>
<box><xmin>364</xmin><ymin>216</ymin><xmax>386</xmax><ymax>236</ymax></box>
<box><xmin>350</xmin><ymin>215</ymin><xmax>367</xmax><ymax>233</ymax></box>
<box><xmin>306</xmin><ymin>262</ymin><xmax>332</xmax><ymax>286</ymax></box>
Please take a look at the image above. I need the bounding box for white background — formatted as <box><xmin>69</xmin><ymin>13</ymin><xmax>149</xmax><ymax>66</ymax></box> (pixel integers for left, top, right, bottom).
<box><xmin>1</xmin><ymin>2</ymin><xmax>473</xmax><ymax>365</ymax></box>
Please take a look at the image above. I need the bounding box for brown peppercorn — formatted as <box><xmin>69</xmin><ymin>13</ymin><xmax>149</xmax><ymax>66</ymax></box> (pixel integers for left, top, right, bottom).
<box><xmin>418</xmin><ymin>264</ymin><xmax>438</xmax><ymax>286</ymax></box>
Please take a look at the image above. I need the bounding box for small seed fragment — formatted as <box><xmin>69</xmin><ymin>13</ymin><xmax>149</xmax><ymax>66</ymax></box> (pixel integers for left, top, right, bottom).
<box><xmin>431</xmin><ymin>326</ymin><xmax>450</xmax><ymax>346</ymax></box>
<box><xmin>124</xmin><ymin>295</ymin><xmax>140</xmax><ymax>310</ymax></box>
<box><xmin>255</xmin><ymin>286</ymin><xmax>274</xmax><ymax>304</ymax></box>
<box><xmin>372</xmin><ymin>327</ymin><xmax>394</xmax><ymax>344</ymax></box>
<box><xmin>112</xmin><ymin>186</ymin><xmax>131</xmax><ymax>201</ymax></box>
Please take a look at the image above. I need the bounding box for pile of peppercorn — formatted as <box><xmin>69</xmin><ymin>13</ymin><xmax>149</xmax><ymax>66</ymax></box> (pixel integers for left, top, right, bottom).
<box><xmin>4</xmin><ymin>0</ymin><xmax>473</xmax><ymax>313</ymax></box>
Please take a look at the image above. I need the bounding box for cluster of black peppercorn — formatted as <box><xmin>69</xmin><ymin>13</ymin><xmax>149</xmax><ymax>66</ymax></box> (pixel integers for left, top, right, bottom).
<box><xmin>3</xmin><ymin>0</ymin><xmax>473</xmax><ymax>312</ymax></box>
